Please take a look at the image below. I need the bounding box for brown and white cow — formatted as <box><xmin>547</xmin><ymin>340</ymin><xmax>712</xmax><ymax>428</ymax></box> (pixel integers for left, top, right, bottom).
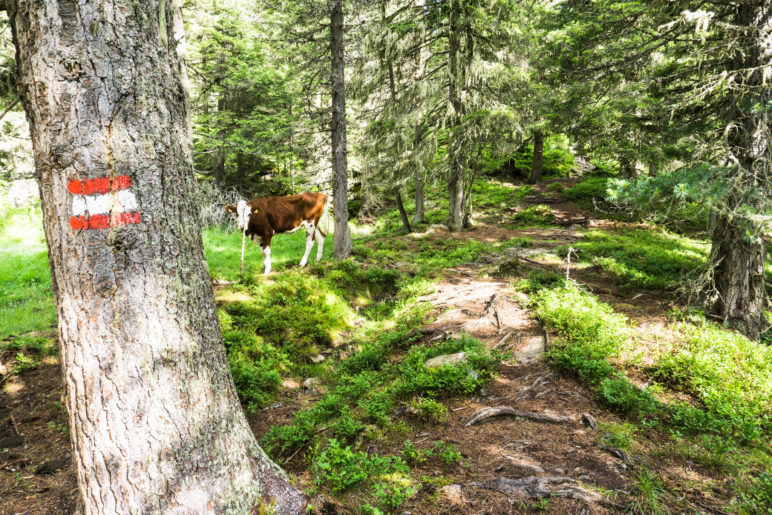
<box><xmin>225</xmin><ymin>192</ymin><xmax>329</xmax><ymax>275</ymax></box>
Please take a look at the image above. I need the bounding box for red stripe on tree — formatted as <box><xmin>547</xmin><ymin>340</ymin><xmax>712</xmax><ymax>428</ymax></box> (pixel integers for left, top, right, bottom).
<box><xmin>69</xmin><ymin>212</ymin><xmax>141</xmax><ymax>230</ymax></box>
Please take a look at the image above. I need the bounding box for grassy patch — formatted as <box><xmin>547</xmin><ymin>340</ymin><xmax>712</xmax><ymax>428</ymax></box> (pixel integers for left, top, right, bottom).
<box><xmin>511</xmin><ymin>204</ymin><xmax>555</xmax><ymax>226</ymax></box>
<box><xmin>563</xmin><ymin>177</ymin><xmax>609</xmax><ymax>207</ymax></box>
<box><xmin>0</xmin><ymin>208</ymin><xmax>56</xmax><ymax>339</ymax></box>
<box><xmin>560</xmin><ymin>229</ymin><xmax>708</xmax><ymax>291</ymax></box>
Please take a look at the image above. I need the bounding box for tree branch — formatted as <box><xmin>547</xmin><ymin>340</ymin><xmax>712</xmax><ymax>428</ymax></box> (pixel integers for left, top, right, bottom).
<box><xmin>0</xmin><ymin>97</ymin><xmax>20</xmax><ymax>123</ymax></box>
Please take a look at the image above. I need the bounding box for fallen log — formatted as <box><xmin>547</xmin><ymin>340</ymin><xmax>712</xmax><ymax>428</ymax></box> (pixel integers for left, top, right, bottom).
<box><xmin>466</xmin><ymin>406</ymin><xmax>575</xmax><ymax>427</ymax></box>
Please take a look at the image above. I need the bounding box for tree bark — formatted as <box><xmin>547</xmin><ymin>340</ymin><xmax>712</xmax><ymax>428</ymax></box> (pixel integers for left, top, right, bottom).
<box><xmin>707</xmin><ymin>4</ymin><xmax>770</xmax><ymax>340</ymax></box>
<box><xmin>330</xmin><ymin>0</ymin><xmax>352</xmax><ymax>258</ymax></box>
<box><xmin>446</xmin><ymin>0</ymin><xmax>465</xmax><ymax>231</ymax></box>
<box><xmin>8</xmin><ymin>1</ymin><xmax>305</xmax><ymax>512</ymax></box>
<box><xmin>395</xmin><ymin>191</ymin><xmax>412</xmax><ymax>233</ymax></box>
<box><xmin>529</xmin><ymin>130</ymin><xmax>544</xmax><ymax>184</ymax></box>
<box><xmin>413</xmin><ymin>166</ymin><xmax>425</xmax><ymax>224</ymax></box>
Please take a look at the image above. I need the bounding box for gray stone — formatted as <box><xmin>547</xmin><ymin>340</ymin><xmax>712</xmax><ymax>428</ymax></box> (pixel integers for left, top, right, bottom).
<box><xmin>513</xmin><ymin>335</ymin><xmax>545</xmax><ymax>362</ymax></box>
<box><xmin>424</xmin><ymin>352</ymin><xmax>468</xmax><ymax>369</ymax></box>
<box><xmin>302</xmin><ymin>377</ymin><xmax>322</xmax><ymax>388</ymax></box>
<box><xmin>310</xmin><ymin>354</ymin><xmax>326</xmax><ymax>364</ymax></box>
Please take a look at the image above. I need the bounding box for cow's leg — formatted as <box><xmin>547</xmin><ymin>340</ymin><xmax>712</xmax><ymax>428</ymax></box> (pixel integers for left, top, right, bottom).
<box><xmin>262</xmin><ymin>244</ymin><xmax>272</xmax><ymax>275</ymax></box>
<box><xmin>314</xmin><ymin>227</ymin><xmax>325</xmax><ymax>262</ymax></box>
<box><xmin>299</xmin><ymin>223</ymin><xmax>315</xmax><ymax>267</ymax></box>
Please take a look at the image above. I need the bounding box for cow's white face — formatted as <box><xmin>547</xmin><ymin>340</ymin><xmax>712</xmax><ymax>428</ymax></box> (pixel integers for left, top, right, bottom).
<box><xmin>225</xmin><ymin>200</ymin><xmax>258</xmax><ymax>231</ymax></box>
<box><xmin>236</xmin><ymin>200</ymin><xmax>250</xmax><ymax>231</ymax></box>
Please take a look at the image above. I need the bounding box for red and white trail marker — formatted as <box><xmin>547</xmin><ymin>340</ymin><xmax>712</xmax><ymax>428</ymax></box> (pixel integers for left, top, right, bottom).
<box><xmin>68</xmin><ymin>175</ymin><xmax>141</xmax><ymax>230</ymax></box>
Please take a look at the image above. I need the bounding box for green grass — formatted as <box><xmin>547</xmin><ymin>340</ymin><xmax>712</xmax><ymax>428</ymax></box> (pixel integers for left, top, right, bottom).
<box><xmin>563</xmin><ymin>177</ymin><xmax>609</xmax><ymax>207</ymax></box>
<box><xmin>0</xmin><ymin>207</ymin><xmax>56</xmax><ymax>339</ymax></box>
<box><xmin>511</xmin><ymin>204</ymin><xmax>555</xmax><ymax>226</ymax></box>
<box><xmin>560</xmin><ymin>228</ymin><xmax>709</xmax><ymax>291</ymax></box>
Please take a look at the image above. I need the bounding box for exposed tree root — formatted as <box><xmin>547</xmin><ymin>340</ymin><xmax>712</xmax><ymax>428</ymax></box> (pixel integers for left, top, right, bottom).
<box><xmin>465</xmin><ymin>406</ymin><xmax>575</xmax><ymax>426</ymax></box>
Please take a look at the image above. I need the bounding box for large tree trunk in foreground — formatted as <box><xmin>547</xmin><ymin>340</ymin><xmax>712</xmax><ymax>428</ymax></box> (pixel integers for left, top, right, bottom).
<box><xmin>7</xmin><ymin>1</ymin><xmax>305</xmax><ymax>512</ymax></box>
<box><xmin>707</xmin><ymin>4</ymin><xmax>770</xmax><ymax>340</ymax></box>
<box><xmin>529</xmin><ymin>130</ymin><xmax>544</xmax><ymax>184</ymax></box>
<box><xmin>330</xmin><ymin>0</ymin><xmax>352</xmax><ymax>258</ymax></box>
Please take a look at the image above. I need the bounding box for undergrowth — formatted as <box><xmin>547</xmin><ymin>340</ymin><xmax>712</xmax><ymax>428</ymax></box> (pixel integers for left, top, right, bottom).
<box><xmin>559</xmin><ymin>229</ymin><xmax>709</xmax><ymax>291</ymax></box>
<box><xmin>524</xmin><ymin>274</ymin><xmax>771</xmax><ymax>510</ymax></box>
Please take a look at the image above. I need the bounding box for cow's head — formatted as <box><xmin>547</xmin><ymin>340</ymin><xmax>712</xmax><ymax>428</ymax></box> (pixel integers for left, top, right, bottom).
<box><xmin>225</xmin><ymin>200</ymin><xmax>258</xmax><ymax>231</ymax></box>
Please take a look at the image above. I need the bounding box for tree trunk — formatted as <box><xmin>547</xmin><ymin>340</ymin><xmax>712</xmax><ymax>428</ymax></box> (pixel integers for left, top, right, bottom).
<box><xmin>648</xmin><ymin>161</ymin><xmax>658</xmax><ymax>177</ymax></box>
<box><xmin>619</xmin><ymin>154</ymin><xmax>634</xmax><ymax>178</ymax></box>
<box><xmin>529</xmin><ymin>130</ymin><xmax>544</xmax><ymax>184</ymax></box>
<box><xmin>7</xmin><ymin>1</ymin><xmax>305</xmax><ymax>512</ymax></box>
<box><xmin>446</xmin><ymin>0</ymin><xmax>464</xmax><ymax>231</ymax></box>
<box><xmin>395</xmin><ymin>191</ymin><xmax>412</xmax><ymax>233</ymax></box>
<box><xmin>411</xmin><ymin>12</ymin><xmax>425</xmax><ymax>226</ymax></box>
<box><xmin>413</xmin><ymin>167</ymin><xmax>425</xmax><ymax>224</ymax></box>
<box><xmin>330</xmin><ymin>0</ymin><xmax>352</xmax><ymax>258</ymax></box>
<box><xmin>707</xmin><ymin>4</ymin><xmax>770</xmax><ymax>340</ymax></box>
<box><xmin>212</xmin><ymin>95</ymin><xmax>226</xmax><ymax>183</ymax></box>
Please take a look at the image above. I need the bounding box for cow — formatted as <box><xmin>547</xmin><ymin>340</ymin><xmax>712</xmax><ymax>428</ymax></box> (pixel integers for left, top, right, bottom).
<box><xmin>225</xmin><ymin>192</ymin><xmax>329</xmax><ymax>275</ymax></box>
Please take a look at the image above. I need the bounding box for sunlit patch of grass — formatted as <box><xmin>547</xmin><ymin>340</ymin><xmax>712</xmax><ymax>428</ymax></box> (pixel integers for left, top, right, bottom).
<box><xmin>0</xmin><ymin>208</ymin><xmax>56</xmax><ymax>338</ymax></box>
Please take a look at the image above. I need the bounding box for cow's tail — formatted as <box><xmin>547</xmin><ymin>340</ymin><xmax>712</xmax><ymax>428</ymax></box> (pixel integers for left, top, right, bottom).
<box><xmin>318</xmin><ymin>195</ymin><xmax>330</xmax><ymax>238</ymax></box>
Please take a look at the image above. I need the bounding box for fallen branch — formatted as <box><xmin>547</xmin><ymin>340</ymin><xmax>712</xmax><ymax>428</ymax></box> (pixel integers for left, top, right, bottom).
<box><xmin>493</xmin><ymin>332</ymin><xmax>513</xmax><ymax>349</ymax></box>
<box><xmin>470</xmin><ymin>476</ymin><xmax>602</xmax><ymax>503</ymax></box>
<box><xmin>466</xmin><ymin>406</ymin><xmax>575</xmax><ymax>427</ymax></box>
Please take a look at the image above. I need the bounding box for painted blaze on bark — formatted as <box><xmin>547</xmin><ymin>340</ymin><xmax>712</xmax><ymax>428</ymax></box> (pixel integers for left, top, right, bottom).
<box><xmin>7</xmin><ymin>0</ymin><xmax>305</xmax><ymax>512</ymax></box>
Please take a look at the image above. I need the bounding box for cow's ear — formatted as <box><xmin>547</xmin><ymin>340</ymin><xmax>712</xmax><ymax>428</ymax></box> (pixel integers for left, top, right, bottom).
<box><xmin>251</xmin><ymin>206</ymin><xmax>259</xmax><ymax>215</ymax></box>
<box><xmin>225</xmin><ymin>205</ymin><xmax>236</xmax><ymax>214</ymax></box>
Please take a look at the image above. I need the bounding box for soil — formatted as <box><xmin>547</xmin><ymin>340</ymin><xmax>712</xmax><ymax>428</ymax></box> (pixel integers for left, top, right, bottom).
<box><xmin>0</xmin><ymin>350</ymin><xmax>78</xmax><ymax>515</ymax></box>
<box><xmin>0</xmin><ymin>179</ymin><xmax>735</xmax><ymax>514</ymax></box>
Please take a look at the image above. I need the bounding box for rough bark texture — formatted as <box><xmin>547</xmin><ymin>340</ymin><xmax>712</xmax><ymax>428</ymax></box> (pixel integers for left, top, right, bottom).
<box><xmin>708</xmin><ymin>4</ymin><xmax>770</xmax><ymax>340</ymax></box>
<box><xmin>330</xmin><ymin>0</ymin><xmax>352</xmax><ymax>258</ymax></box>
<box><xmin>446</xmin><ymin>0</ymin><xmax>464</xmax><ymax>232</ymax></box>
<box><xmin>8</xmin><ymin>1</ymin><xmax>305</xmax><ymax>512</ymax></box>
<box><xmin>529</xmin><ymin>130</ymin><xmax>544</xmax><ymax>184</ymax></box>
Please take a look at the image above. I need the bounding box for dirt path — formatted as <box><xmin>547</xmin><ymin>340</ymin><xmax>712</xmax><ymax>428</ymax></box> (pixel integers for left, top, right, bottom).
<box><xmin>400</xmin><ymin>265</ymin><xmax>628</xmax><ymax>513</ymax></box>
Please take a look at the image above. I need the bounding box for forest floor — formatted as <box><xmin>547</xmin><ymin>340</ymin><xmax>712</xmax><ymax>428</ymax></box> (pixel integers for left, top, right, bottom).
<box><xmin>1</xmin><ymin>177</ymin><xmax>770</xmax><ymax>514</ymax></box>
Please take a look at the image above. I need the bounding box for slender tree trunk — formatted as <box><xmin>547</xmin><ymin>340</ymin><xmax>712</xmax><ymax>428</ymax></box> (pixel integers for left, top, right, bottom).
<box><xmin>648</xmin><ymin>161</ymin><xmax>658</xmax><ymax>177</ymax></box>
<box><xmin>446</xmin><ymin>0</ymin><xmax>464</xmax><ymax>231</ymax></box>
<box><xmin>395</xmin><ymin>191</ymin><xmax>412</xmax><ymax>233</ymax></box>
<box><xmin>212</xmin><ymin>95</ymin><xmax>226</xmax><ymax>183</ymax></box>
<box><xmin>411</xmin><ymin>10</ymin><xmax>425</xmax><ymax>225</ymax></box>
<box><xmin>707</xmin><ymin>4</ymin><xmax>770</xmax><ymax>340</ymax></box>
<box><xmin>529</xmin><ymin>130</ymin><xmax>544</xmax><ymax>184</ymax></box>
<box><xmin>330</xmin><ymin>0</ymin><xmax>351</xmax><ymax>257</ymax></box>
<box><xmin>7</xmin><ymin>1</ymin><xmax>305</xmax><ymax>512</ymax></box>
